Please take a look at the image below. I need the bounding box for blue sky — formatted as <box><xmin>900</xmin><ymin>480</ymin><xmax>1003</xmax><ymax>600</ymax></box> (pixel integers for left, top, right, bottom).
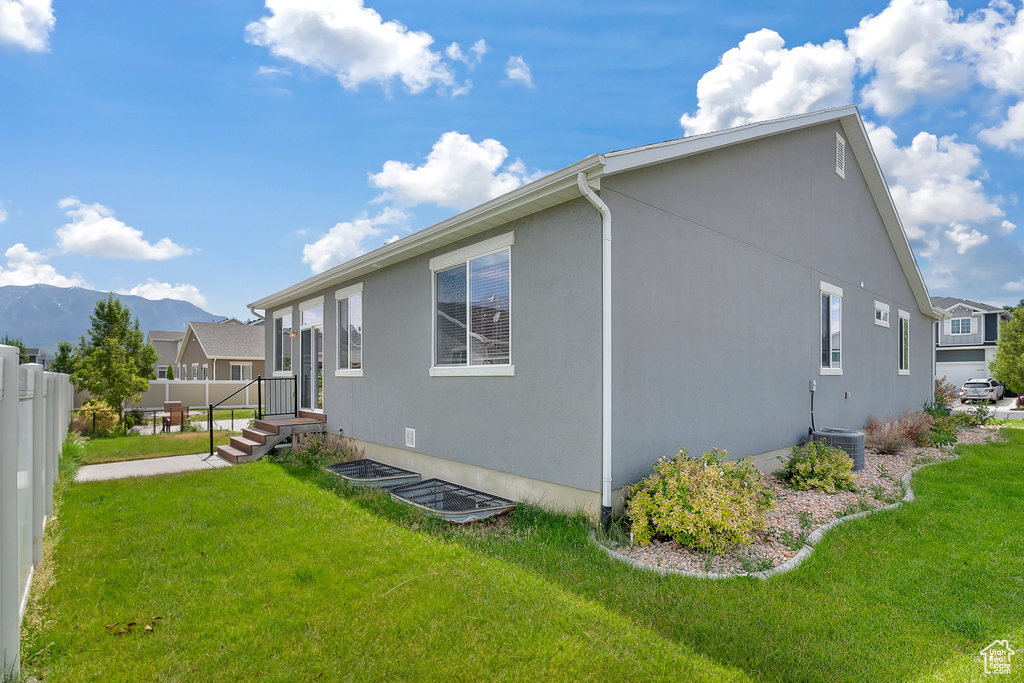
<box><xmin>1</xmin><ymin>0</ymin><xmax>1022</xmax><ymax>321</ymax></box>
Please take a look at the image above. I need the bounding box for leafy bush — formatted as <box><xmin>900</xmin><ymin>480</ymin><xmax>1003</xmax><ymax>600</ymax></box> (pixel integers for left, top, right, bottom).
<box><xmin>626</xmin><ymin>448</ymin><xmax>774</xmax><ymax>554</ymax></box>
<box><xmin>274</xmin><ymin>432</ymin><xmax>366</xmax><ymax>469</ymax></box>
<box><xmin>928</xmin><ymin>415</ymin><xmax>958</xmax><ymax>446</ymax></box>
<box><xmin>922</xmin><ymin>394</ymin><xmax>950</xmax><ymax>418</ymax></box>
<box><xmin>71</xmin><ymin>399</ymin><xmax>118</xmax><ymax>434</ymax></box>
<box><xmin>864</xmin><ymin>411</ymin><xmax>933</xmax><ymax>454</ymax></box>
<box><xmin>952</xmin><ymin>403</ymin><xmax>991</xmax><ymax>428</ymax></box>
<box><xmin>777</xmin><ymin>439</ymin><xmax>856</xmax><ymax>493</ymax></box>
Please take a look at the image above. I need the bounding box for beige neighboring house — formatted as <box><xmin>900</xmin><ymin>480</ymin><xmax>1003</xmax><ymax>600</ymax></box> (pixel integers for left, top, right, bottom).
<box><xmin>174</xmin><ymin>321</ymin><xmax>265</xmax><ymax>382</ymax></box>
<box><xmin>146</xmin><ymin>330</ymin><xmax>185</xmax><ymax>379</ymax></box>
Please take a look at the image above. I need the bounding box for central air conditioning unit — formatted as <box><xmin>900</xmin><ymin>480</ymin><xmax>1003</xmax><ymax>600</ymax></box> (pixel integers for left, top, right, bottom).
<box><xmin>812</xmin><ymin>427</ymin><xmax>865</xmax><ymax>472</ymax></box>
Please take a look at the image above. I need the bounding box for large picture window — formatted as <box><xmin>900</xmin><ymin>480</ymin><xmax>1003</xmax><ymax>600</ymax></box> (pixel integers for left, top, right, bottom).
<box><xmin>898</xmin><ymin>310</ymin><xmax>910</xmax><ymax>375</ymax></box>
<box><xmin>230</xmin><ymin>363</ymin><xmax>252</xmax><ymax>381</ymax></box>
<box><xmin>820</xmin><ymin>282</ymin><xmax>842</xmax><ymax>375</ymax></box>
<box><xmin>430</xmin><ymin>232</ymin><xmax>514</xmax><ymax>376</ymax></box>
<box><xmin>336</xmin><ymin>284</ymin><xmax>363</xmax><ymax>377</ymax></box>
<box><xmin>274</xmin><ymin>309</ymin><xmax>293</xmax><ymax>374</ymax></box>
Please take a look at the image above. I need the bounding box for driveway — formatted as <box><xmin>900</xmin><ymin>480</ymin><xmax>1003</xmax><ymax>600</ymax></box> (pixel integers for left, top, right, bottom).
<box><xmin>950</xmin><ymin>396</ymin><xmax>1023</xmax><ymax>420</ymax></box>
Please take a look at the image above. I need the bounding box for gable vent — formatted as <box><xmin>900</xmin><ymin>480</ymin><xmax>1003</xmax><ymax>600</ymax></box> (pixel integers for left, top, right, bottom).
<box><xmin>835</xmin><ymin>132</ymin><xmax>846</xmax><ymax>179</ymax></box>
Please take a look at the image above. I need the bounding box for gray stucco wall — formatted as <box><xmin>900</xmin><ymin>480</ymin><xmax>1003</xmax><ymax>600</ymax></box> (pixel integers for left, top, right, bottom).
<box><xmin>279</xmin><ymin>199</ymin><xmax>605</xmax><ymax>493</ymax></box>
<box><xmin>603</xmin><ymin>121</ymin><xmax>935</xmax><ymax>486</ymax></box>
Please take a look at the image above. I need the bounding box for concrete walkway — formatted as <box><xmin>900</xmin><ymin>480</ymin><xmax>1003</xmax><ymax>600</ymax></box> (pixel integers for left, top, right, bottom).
<box><xmin>950</xmin><ymin>396</ymin><xmax>1023</xmax><ymax>420</ymax></box>
<box><xmin>75</xmin><ymin>452</ymin><xmax>232</xmax><ymax>482</ymax></box>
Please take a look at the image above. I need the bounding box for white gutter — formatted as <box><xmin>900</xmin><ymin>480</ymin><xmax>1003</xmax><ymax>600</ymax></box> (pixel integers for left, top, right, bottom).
<box><xmin>577</xmin><ymin>171</ymin><xmax>613</xmax><ymax>528</ymax></box>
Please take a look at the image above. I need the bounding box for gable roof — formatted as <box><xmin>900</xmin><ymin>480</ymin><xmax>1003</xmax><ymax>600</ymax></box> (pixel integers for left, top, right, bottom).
<box><xmin>175</xmin><ymin>321</ymin><xmax>264</xmax><ymax>363</ymax></box>
<box><xmin>931</xmin><ymin>297</ymin><xmax>1012</xmax><ymax>319</ymax></box>
<box><xmin>250</xmin><ymin>105</ymin><xmax>940</xmax><ymax>319</ymax></box>
<box><xmin>147</xmin><ymin>330</ymin><xmax>185</xmax><ymax>343</ymax></box>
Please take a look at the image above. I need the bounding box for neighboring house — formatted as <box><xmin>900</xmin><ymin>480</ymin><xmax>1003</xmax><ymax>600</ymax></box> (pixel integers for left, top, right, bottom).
<box><xmin>931</xmin><ymin>297</ymin><xmax>1012</xmax><ymax>389</ymax></box>
<box><xmin>23</xmin><ymin>348</ymin><xmax>46</xmax><ymax>367</ymax></box>
<box><xmin>175</xmin><ymin>321</ymin><xmax>265</xmax><ymax>382</ymax></box>
<box><xmin>249</xmin><ymin>106</ymin><xmax>942</xmax><ymax>520</ymax></box>
<box><xmin>146</xmin><ymin>330</ymin><xmax>185</xmax><ymax>379</ymax></box>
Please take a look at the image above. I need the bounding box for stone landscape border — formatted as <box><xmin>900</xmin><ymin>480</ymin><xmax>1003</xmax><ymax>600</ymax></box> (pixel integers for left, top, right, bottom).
<box><xmin>592</xmin><ymin>455</ymin><xmax>954</xmax><ymax>580</ymax></box>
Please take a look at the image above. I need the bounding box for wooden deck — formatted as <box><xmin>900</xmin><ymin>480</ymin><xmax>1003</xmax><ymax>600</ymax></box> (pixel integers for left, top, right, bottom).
<box><xmin>216</xmin><ymin>415</ymin><xmax>327</xmax><ymax>464</ymax></box>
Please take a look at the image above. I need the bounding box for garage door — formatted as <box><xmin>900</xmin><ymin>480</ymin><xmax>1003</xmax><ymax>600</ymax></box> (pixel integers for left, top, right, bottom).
<box><xmin>936</xmin><ymin>361</ymin><xmax>989</xmax><ymax>389</ymax></box>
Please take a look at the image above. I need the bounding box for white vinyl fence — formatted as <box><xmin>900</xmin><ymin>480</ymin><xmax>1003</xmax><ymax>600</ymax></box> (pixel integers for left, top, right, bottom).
<box><xmin>0</xmin><ymin>346</ymin><xmax>72</xmax><ymax>679</ymax></box>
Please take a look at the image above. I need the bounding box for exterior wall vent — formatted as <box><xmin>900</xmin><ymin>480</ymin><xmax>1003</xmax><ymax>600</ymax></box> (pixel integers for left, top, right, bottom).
<box><xmin>405</xmin><ymin>427</ymin><xmax>416</xmax><ymax>448</ymax></box>
<box><xmin>835</xmin><ymin>132</ymin><xmax>846</xmax><ymax>179</ymax></box>
<box><xmin>813</xmin><ymin>427</ymin><xmax>864</xmax><ymax>471</ymax></box>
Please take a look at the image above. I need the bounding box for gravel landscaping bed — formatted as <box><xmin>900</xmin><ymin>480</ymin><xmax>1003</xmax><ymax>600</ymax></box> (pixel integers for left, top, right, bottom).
<box><xmin>610</xmin><ymin>427</ymin><xmax>999</xmax><ymax>577</ymax></box>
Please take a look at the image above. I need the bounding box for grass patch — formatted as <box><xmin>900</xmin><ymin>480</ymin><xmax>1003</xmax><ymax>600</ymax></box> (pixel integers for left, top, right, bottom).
<box><xmin>24</xmin><ymin>430</ymin><xmax>1024</xmax><ymax>681</ymax></box>
<box><xmin>188</xmin><ymin>408</ymin><xmax>256</xmax><ymax>424</ymax></box>
<box><xmin>80</xmin><ymin>431</ymin><xmax>235</xmax><ymax>464</ymax></box>
<box><xmin>22</xmin><ymin>463</ymin><xmax>742</xmax><ymax>682</ymax></box>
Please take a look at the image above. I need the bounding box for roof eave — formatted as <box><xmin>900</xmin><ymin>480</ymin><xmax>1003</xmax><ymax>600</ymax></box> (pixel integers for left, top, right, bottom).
<box><xmin>249</xmin><ymin>154</ymin><xmax>605</xmax><ymax>312</ymax></box>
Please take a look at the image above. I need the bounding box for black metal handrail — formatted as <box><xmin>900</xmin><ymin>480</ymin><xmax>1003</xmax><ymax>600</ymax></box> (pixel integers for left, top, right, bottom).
<box><xmin>208</xmin><ymin>375</ymin><xmax>298</xmax><ymax>455</ymax></box>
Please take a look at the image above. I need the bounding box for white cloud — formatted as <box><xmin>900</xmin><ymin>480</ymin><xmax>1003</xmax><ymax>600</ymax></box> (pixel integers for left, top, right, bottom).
<box><xmin>1003</xmin><ymin>220</ymin><xmax>1018</xmax><ymax>234</ymax></box>
<box><xmin>0</xmin><ymin>0</ymin><xmax>54</xmax><ymax>52</ymax></box>
<box><xmin>867</xmin><ymin>123</ymin><xmax>1004</xmax><ymax>238</ymax></box>
<box><xmin>505</xmin><ymin>55</ymin><xmax>534</xmax><ymax>87</ymax></box>
<box><xmin>117</xmin><ymin>279</ymin><xmax>208</xmax><ymax>308</ymax></box>
<box><xmin>56</xmin><ymin>197</ymin><xmax>192</xmax><ymax>260</ymax></box>
<box><xmin>447</xmin><ymin>39</ymin><xmax>486</xmax><ymax>65</ymax></box>
<box><xmin>1005</xmin><ymin>278</ymin><xmax>1024</xmax><ymax>292</ymax></box>
<box><xmin>369</xmin><ymin>131</ymin><xmax>543</xmax><ymax>210</ymax></box>
<box><xmin>679</xmin><ymin>29</ymin><xmax>855</xmax><ymax>135</ymax></box>
<box><xmin>846</xmin><ymin>0</ymin><xmax>973</xmax><ymax>115</ymax></box>
<box><xmin>0</xmin><ymin>201</ymin><xmax>7</xmax><ymax>223</ymax></box>
<box><xmin>256</xmin><ymin>65</ymin><xmax>291</xmax><ymax>77</ymax></box>
<box><xmin>0</xmin><ymin>243</ymin><xmax>85</xmax><ymax>288</ymax></box>
<box><xmin>946</xmin><ymin>223</ymin><xmax>989</xmax><ymax>253</ymax></box>
<box><xmin>966</xmin><ymin>1</ymin><xmax>1024</xmax><ymax>95</ymax></box>
<box><xmin>302</xmin><ymin>207</ymin><xmax>408</xmax><ymax>273</ymax></box>
<box><xmin>979</xmin><ymin>101</ymin><xmax>1024</xmax><ymax>151</ymax></box>
<box><xmin>246</xmin><ymin>0</ymin><xmax>454</xmax><ymax>94</ymax></box>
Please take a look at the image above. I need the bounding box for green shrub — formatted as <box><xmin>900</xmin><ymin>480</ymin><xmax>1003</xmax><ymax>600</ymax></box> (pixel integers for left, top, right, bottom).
<box><xmin>928</xmin><ymin>415</ymin><xmax>958</xmax><ymax>446</ymax></box>
<box><xmin>71</xmin><ymin>400</ymin><xmax>118</xmax><ymax>434</ymax></box>
<box><xmin>778</xmin><ymin>439</ymin><xmax>856</xmax><ymax>493</ymax></box>
<box><xmin>922</xmin><ymin>394</ymin><xmax>950</xmax><ymax>418</ymax></box>
<box><xmin>625</xmin><ymin>448</ymin><xmax>775</xmax><ymax>554</ymax></box>
<box><xmin>273</xmin><ymin>432</ymin><xmax>366</xmax><ymax>469</ymax></box>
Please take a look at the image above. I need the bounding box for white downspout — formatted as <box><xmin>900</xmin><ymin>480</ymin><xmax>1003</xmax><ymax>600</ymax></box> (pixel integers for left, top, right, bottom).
<box><xmin>577</xmin><ymin>171</ymin><xmax>613</xmax><ymax>528</ymax></box>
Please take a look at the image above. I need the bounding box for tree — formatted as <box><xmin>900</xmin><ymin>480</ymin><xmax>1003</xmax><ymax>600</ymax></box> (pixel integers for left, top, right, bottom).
<box><xmin>1</xmin><ymin>333</ymin><xmax>27</xmax><ymax>360</ymax></box>
<box><xmin>991</xmin><ymin>303</ymin><xmax>1024</xmax><ymax>394</ymax></box>
<box><xmin>71</xmin><ymin>293</ymin><xmax>158</xmax><ymax>418</ymax></box>
<box><xmin>50</xmin><ymin>341</ymin><xmax>76</xmax><ymax>374</ymax></box>
<box><xmin>166</xmin><ymin>364</ymin><xmax>174</xmax><ymax>380</ymax></box>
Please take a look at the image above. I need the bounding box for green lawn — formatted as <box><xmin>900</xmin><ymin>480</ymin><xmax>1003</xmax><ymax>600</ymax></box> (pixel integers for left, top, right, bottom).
<box><xmin>80</xmin><ymin>430</ymin><xmax>235</xmax><ymax>464</ymax></box>
<box><xmin>22</xmin><ymin>430</ymin><xmax>1024</xmax><ymax>681</ymax></box>
<box><xmin>188</xmin><ymin>408</ymin><xmax>256</xmax><ymax>424</ymax></box>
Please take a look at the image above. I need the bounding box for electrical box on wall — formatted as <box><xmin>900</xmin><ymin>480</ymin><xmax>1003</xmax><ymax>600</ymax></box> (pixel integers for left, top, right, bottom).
<box><xmin>405</xmin><ymin>428</ymin><xmax>415</xmax><ymax>449</ymax></box>
<box><xmin>809</xmin><ymin>380</ymin><xmax>817</xmax><ymax>392</ymax></box>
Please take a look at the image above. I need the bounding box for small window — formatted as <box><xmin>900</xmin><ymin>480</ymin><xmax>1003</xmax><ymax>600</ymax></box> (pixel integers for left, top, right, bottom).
<box><xmin>898</xmin><ymin>310</ymin><xmax>910</xmax><ymax>375</ymax></box>
<box><xmin>274</xmin><ymin>309</ymin><xmax>293</xmax><ymax>374</ymax></box>
<box><xmin>874</xmin><ymin>301</ymin><xmax>890</xmax><ymax>328</ymax></box>
<box><xmin>202</xmin><ymin>364</ymin><xmax>208</xmax><ymax>380</ymax></box>
<box><xmin>230</xmin><ymin>363</ymin><xmax>252</xmax><ymax>381</ymax></box>
<box><xmin>157</xmin><ymin>366</ymin><xmax>167</xmax><ymax>379</ymax></box>
<box><xmin>336</xmin><ymin>283</ymin><xmax>363</xmax><ymax>377</ymax></box>
<box><xmin>820</xmin><ymin>281</ymin><xmax>842</xmax><ymax>375</ymax></box>
<box><xmin>192</xmin><ymin>364</ymin><xmax>198</xmax><ymax>380</ymax></box>
<box><xmin>835</xmin><ymin>132</ymin><xmax>846</xmax><ymax>179</ymax></box>
<box><xmin>950</xmin><ymin>317</ymin><xmax>972</xmax><ymax>335</ymax></box>
<box><xmin>430</xmin><ymin>232</ymin><xmax>515</xmax><ymax>377</ymax></box>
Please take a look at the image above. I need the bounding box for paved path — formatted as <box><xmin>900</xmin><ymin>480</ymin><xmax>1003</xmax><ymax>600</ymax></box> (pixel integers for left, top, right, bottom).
<box><xmin>75</xmin><ymin>452</ymin><xmax>232</xmax><ymax>482</ymax></box>
<box><xmin>951</xmin><ymin>396</ymin><xmax>1023</xmax><ymax>420</ymax></box>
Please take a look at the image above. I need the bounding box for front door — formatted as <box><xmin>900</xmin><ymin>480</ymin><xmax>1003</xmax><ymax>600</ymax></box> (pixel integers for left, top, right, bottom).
<box><xmin>300</xmin><ymin>304</ymin><xmax>324</xmax><ymax>412</ymax></box>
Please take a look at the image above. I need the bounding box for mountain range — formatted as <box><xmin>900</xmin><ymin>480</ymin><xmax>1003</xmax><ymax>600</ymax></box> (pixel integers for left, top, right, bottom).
<box><xmin>0</xmin><ymin>284</ymin><xmax>225</xmax><ymax>355</ymax></box>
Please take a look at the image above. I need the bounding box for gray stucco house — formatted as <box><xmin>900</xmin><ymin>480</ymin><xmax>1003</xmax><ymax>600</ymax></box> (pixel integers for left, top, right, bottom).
<box><xmin>249</xmin><ymin>106</ymin><xmax>942</xmax><ymax>521</ymax></box>
<box><xmin>931</xmin><ymin>297</ymin><xmax>1011</xmax><ymax>389</ymax></box>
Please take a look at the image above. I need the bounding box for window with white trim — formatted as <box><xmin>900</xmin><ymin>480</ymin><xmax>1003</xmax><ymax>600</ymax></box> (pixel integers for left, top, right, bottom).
<box><xmin>898</xmin><ymin>310</ymin><xmax>910</xmax><ymax>375</ymax></box>
<box><xmin>202</xmin><ymin>364</ymin><xmax>208</xmax><ymax>380</ymax></box>
<box><xmin>230</xmin><ymin>363</ymin><xmax>252</xmax><ymax>381</ymax></box>
<box><xmin>157</xmin><ymin>366</ymin><xmax>167</xmax><ymax>379</ymax></box>
<box><xmin>820</xmin><ymin>281</ymin><xmax>842</xmax><ymax>375</ymax></box>
<box><xmin>430</xmin><ymin>232</ymin><xmax>514</xmax><ymax>376</ymax></box>
<box><xmin>273</xmin><ymin>309</ymin><xmax>293</xmax><ymax>374</ymax></box>
<box><xmin>192</xmin><ymin>363</ymin><xmax>198</xmax><ymax>380</ymax></box>
<box><xmin>335</xmin><ymin>283</ymin><xmax>363</xmax><ymax>376</ymax></box>
<box><xmin>874</xmin><ymin>301</ymin><xmax>890</xmax><ymax>327</ymax></box>
<box><xmin>950</xmin><ymin>317</ymin><xmax>972</xmax><ymax>335</ymax></box>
